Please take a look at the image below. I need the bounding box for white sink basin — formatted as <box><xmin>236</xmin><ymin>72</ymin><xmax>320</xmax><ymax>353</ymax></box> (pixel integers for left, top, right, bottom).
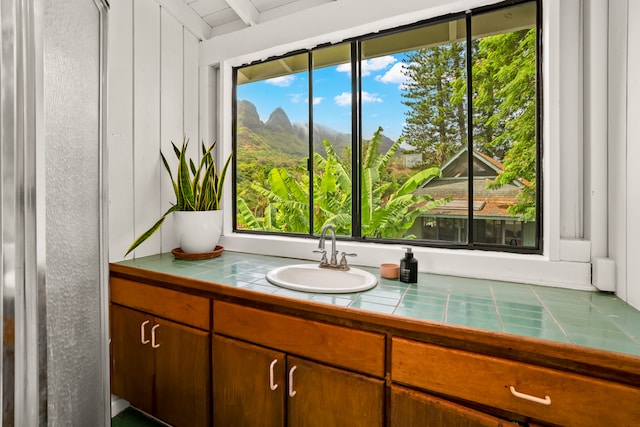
<box><xmin>266</xmin><ymin>264</ymin><xmax>377</xmax><ymax>293</ymax></box>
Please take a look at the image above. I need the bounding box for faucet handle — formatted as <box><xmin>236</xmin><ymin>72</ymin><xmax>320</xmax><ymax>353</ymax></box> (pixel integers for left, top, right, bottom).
<box><xmin>339</xmin><ymin>252</ymin><xmax>357</xmax><ymax>267</ymax></box>
<box><xmin>313</xmin><ymin>249</ymin><xmax>328</xmax><ymax>264</ymax></box>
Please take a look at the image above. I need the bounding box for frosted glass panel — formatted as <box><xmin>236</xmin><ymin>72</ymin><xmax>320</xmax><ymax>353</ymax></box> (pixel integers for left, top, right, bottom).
<box><xmin>44</xmin><ymin>0</ymin><xmax>104</xmax><ymax>425</ymax></box>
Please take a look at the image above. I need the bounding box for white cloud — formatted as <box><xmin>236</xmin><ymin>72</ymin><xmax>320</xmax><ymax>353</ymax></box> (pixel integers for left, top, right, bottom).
<box><xmin>362</xmin><ymin>56</ymin><xmax>397</xmax><ymax>76</ymax></box>
<box><xmin>289</xmin><ymin>93</ymin><xmax>304</xmax><ymax>103</ymax></box>
<box><xmin>362</xmin><ymin>91</ymin><xmax>383</xmax><ymax>103</ymax></box>
<box><xmin>376</xmin><ymin>62</ymin><xmax>411</xmax><ymax>89</ymax></box>
<box><xmin>334</xmin><ymin>92</ymin><xmax>352</xmax><ymax>106</ymax></box>
<box><xmin>336</xmin><ymin>63</ymin><xmax>351</xmax><ymax>75</ymax></box>
<box><xmin>266</xmin><ymin>75</ymin><xmax>295</xmax><ymax>87</ymax></box>
<box><xmin>336</xmin><ymin>56</ymin><xmax>397</xmax><ymax>78</ymax></box>
<box><xmin>312</xmin><ymin>97</ymin><xmax>323</xmax><ymax>105</ymax></box>
<box><xmin>334</xmin><ymin>91</ymin><xmax>382</xmax><ymax>106</ymax></box>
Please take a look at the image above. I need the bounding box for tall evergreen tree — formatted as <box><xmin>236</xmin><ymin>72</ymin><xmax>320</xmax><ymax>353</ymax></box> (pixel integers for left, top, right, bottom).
<box><xmin>400</xmin><ymin>42</ymin><xmax>467</xmax><ymax>167</ymax></box>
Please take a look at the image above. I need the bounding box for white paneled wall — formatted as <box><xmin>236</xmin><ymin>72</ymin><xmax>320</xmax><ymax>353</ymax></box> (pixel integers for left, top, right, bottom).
<box><xmin>108</xmin><ymin>0</ymin><xmax>200</xmax><ymax>261</ymax></box>
<box><xmin>626</xmin><ymin>0</ymin><xmax>640</xmax><ymax>308</ymax></box>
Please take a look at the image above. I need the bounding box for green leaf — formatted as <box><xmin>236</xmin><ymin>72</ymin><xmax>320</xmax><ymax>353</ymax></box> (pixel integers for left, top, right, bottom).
<box><xmin>124</xmin><ymin>204</ymin><xmax>180</xmax><ymax>256</ymax></box>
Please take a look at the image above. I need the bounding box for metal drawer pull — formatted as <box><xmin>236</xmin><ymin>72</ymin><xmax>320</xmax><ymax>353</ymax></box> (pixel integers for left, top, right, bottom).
<box><xmin>288</xmin><ymin>366</ymin><xmax>297</xmax><ymax>397</ymax></box>
<box><xmin>269</xmin><ymin>359</ymin><xmax>279</xmax><ymax>391</ymax></box>
<box><xmin>151</xmin><ymin>324</ymin><xmax>160</xmax><ymax>348</ymax></box>
<box><xmin>509</xmin><ymin>386</ymin><xmax>551</xmax><ymax>405</ymax></box>
<box><xmin>140</xmin><ymin>320</ymin><xmax>150</xmax><ymax>344</ymax></box>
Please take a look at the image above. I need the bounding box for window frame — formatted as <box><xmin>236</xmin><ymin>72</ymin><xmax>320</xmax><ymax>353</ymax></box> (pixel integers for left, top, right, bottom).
<box><xmin>231</xmin><ymin>0</ymin><xmax>542</xmax><ymax>254</ymax></box>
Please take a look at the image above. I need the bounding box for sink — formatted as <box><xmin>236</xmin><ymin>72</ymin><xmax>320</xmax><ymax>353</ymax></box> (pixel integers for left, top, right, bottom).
<box><xmin>266</xmin><ymin>264</ymin><xmax>377</xmax><ymax>293</ymax></box>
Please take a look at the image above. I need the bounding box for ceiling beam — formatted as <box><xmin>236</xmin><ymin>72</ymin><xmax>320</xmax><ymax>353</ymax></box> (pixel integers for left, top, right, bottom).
<box><xmin>224</xmin><ymin>0</ymin><xmax>260</xmax><ymax>26</ymax></box>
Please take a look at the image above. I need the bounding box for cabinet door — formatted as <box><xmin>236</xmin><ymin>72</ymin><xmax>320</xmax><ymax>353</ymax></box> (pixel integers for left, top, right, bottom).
<box><xmin>110</xmin><ymin>305</ymin><xmax>154</xmax><ymax>414</ymax></box>
<box><xmin>287</xmin><ymin>356</ymin><xmax>384</xmax><ymax>427</ymax></box>
<box><xmin>154</xmin><ymin>317</ymin><xmax>211</xmax><ymax>427</ymax></box>
<box><xmin>213</xmin><ymin>335</ymin><xmax>286</xmax><ymax>427</ymax></box>
<box><xmin>390</xmin><ymin>385</ymin><xmax>507</xmax><ymax>427</ymax></box>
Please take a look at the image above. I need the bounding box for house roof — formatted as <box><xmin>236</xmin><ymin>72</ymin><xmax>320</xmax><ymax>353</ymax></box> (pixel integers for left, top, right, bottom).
<box><xmin>416</xmin><ymin>148</ymin><xmax>525</xmax><ymax>220</ymax></box>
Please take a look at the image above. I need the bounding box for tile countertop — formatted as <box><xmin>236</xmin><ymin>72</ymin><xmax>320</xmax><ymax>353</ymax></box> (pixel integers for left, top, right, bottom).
<box><xmin>115</xmin><ymin>251</ymin><xmax>640</xmax><ymax>358</ymax></box>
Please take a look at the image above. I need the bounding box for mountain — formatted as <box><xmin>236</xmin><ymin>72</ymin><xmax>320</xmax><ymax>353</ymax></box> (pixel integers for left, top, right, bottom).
<box><xmin>236</xmin><ymin>100</ymin><xmax>397</xmax><ymax>162</ymax></box>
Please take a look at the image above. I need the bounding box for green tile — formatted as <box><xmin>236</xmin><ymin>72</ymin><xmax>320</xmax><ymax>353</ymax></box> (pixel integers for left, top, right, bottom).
<box><xmin>569</xmin><ymin>332</ymin><xmax>640</xmax><ymax>356</ymax></box>
<box><xmin>445</xmin><ymin>315</ymin><xmax>502</xmax><ymax>332</ymax></box>
<box><xmin>448</xmin><ymin>300</ymin><xmax>497</xmax><ymax>313</ymax></box>
<box><xmin>500</xmin><ymin>314</ymin><xmax>546</xmax><ymax>329</ymax></box>
<box><xmin>310</xmin><ymin>295</ymin><xmax>354</xmax><ymax>306</ymax></box>
<box><xmin>273</xmin><ymin>289</ymin><xmax>313</xmax><ymax>300</ymax></box>
<box><xmin>502</xmin><ymin>323</ymin><xmax>571</xmax><ymax>343</ymax></box>
<box><xmin>358</xmin><ymin>293</ymin><xmax>400</xmax><ymax>306</ymax></box>
<box><xmin>587</xmin><ymin>292</ymin><xmax>638</xmax><ymax>315</ymax></box>
<box><xmin>394</xmin><ymin>306</ymin><xmax>445</xmax><ymax>322</ymax></box>
<box><xmin>349</xmin><ymin>299</ymin><xmax>396</xmax><ymax>314</ymax></box>
<box><xmin>112</xmin><ymin>407</ymin><xmax>165</xmax><ymax>427</ymax></box>
<box><xmin>497</xmin><ymin>306</ymin><xmax>545</xmax><ymax>319</ymax></box>
<box><xmin>241</xmin><ymin>282</ymin><xmax>279</xmax><ymax>293</ymax></box>
<box><xmin>449</xmin><ymin>294</ymin><xmax>495</xmax><ymax>306</ymax></box>
<box><xmin>397</xmin><ymin>298</ymin><xmax>445</xmax><ymax>313</ymax></box>
<box><xmin>560</xmin><ymin>323</ymin><xmax>629</xmax><ymax>341</ymax></box>
<box><xmin>496</xmin><ymin>300</ymin><xmax>544</xmax><ymax>313</ymax></box>
<box><xmin>116</xmin><ymin>252</ymin><xmax>640</xmax><ymax>358</ymax></box>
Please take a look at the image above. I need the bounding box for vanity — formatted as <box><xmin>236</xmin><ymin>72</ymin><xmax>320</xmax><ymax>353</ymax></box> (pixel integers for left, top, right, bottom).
<box><xmin>109</xmin><ymin>251</ymin><xmax>640</xmax><ymax>427</ymax></box>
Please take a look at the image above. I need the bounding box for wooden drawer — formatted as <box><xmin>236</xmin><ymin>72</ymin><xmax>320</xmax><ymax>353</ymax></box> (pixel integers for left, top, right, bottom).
<box><xmin>110</xmin><ymin>277</ymin><xmax>210</xmax><ymax>330</ymax></box>
<box><xmin>213</xmin><ymin>301</ymin><xmax>385</xmax><ymax>377</ymax></box>
<box><xmin>392</xmin><ymin>337</ymin><xmax>640</xmax><ymax>427</ymax></box>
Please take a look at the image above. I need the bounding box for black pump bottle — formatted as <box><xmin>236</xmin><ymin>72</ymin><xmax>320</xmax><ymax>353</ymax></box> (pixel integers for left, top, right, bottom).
<box><xmin>400</xmin><ymin>247</ymin><xmax>418</xmax><ymax>283</ymax></box>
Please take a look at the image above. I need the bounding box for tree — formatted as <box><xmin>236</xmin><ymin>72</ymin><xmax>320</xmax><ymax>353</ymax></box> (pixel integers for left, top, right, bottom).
<box><xmin>237</xmin><ymin>128</ymin><xmax>446</xmax><ymax>238</ymax></box>
<box><xmin>400</xmin><ymin>43</ymin><xmax>467</xmax><ymax>167</ymax></box>
<box><xmin>403</xmin><ymin>28</ymin><xmax>537</xmax><ymax>221</ymax></box>
<box><xmin>476</xmin><ymin>29</ymin><xmax>537</xmax><ymax>221</ymax></box>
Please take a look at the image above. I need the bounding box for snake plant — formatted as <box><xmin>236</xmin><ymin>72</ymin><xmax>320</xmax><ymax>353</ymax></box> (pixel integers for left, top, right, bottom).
<box><xmin>125</xmin><ymin>138</ymin><xmax>232</xmax><ymax>256</ymax></box>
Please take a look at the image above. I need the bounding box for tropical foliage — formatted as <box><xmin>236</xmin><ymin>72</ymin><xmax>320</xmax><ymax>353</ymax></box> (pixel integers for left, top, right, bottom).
<box><xmin>125</xmin><ymin>138</ymin><xmax>232</xmax><ymax>255</ymax></box>
<box><xmin>400</xmin><ymin>28</ymin><xmax>537</xmax><ymax>221</ymax></box>
<box><xmin>237</xmin><ymin>128</ymin><xmax>446</xmax><ymax>238</ymax></box>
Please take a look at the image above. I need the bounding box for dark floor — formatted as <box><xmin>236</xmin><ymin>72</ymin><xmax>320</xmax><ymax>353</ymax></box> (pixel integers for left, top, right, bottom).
<box><xmin>111</xmin><ymin>408</ymin><xmax>167</xmax><ymax>427</ymax></box>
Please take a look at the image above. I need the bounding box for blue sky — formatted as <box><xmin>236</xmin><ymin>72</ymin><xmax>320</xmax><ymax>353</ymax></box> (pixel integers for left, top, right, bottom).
<box><xmin>237</xmin><ymin>53</ymin><xmax>411</xmax><ymax>141</ymax></box>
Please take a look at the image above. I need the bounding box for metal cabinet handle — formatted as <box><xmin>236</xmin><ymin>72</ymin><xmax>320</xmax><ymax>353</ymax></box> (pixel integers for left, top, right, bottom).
<box><xmin>140</xmin><ymin>320</ymin><xmax>150</xmax><ymax>344</ymax></box>
<box><xmin>269</xmin><ymin>359</ymin><xmax>279</xmax><ymax>390</ymax></box>
<box><xmin>288</xmin><ymin>366</ymin><xmax>297</xmax><ymax>397</ymax></box>
<box><xmin>509</xmin><ymin>386</ymin><xmax>551</xmax><ymax>405</ymax></box>
<box><xmin>151</xmin><ymin>324</ymin><xmax>160</xmax><ymax>348</ymax></box>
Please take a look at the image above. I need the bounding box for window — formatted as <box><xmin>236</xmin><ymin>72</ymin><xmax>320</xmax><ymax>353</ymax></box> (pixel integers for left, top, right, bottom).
<box><xmin>233</xmin><ymin>0</ymin><xmax>540</xmax><ymax>252</ymax></box>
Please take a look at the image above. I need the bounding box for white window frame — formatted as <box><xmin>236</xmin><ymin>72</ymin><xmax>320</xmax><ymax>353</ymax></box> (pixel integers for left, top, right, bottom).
<box><xmin>199</xmin><ymin>0</ymin><xmax>597</xmax><ymax>290</ymax></box>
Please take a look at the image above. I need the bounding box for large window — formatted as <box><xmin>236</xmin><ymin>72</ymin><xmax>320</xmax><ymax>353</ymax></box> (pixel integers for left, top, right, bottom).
<box><xmin>233</xmin><ymin>0</ymin><xmax>540</xmax><ymax>252</ymax></box>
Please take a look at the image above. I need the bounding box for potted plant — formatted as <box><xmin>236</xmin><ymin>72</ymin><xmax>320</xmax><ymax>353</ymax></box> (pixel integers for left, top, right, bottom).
<box><xmin>125</xmin><ymin>138</ymin><xmax>232</xmax><ymax>256</ymax></box>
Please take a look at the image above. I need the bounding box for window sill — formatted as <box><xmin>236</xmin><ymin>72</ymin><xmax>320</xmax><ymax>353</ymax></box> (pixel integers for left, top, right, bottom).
<box><xmin>219</xmin><ymin>233</ymin><xmax>594</xmax><ymax>291</ymax></box>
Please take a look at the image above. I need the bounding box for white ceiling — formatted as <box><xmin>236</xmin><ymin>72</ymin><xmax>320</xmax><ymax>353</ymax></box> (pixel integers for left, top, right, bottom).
<box><xmin>180</xmin><ymin>0</ymin><xmax>335</xmax><ymax>38</ymax></box>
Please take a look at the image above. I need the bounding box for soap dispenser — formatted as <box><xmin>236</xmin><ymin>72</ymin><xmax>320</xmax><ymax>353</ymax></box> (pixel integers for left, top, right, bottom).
<box><xmin>400</xmin><ymin>247</ymin><xmax>418</xmax><ymax>283</ymax></box>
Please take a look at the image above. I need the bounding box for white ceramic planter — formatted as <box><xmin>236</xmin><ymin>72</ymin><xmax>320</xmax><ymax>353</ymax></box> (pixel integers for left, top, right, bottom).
<box><xmin>173</xmin><ymin>210</ymin><xmax>223</xmax><ymax>253</ymax></box>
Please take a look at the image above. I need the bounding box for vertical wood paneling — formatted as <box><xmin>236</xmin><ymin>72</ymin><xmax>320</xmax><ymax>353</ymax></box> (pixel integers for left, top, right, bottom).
<box><xmin>183</xmin><ymin>29</ymin><xmax>200</xmax><ymax>146</ymax></box>
<box><xmin>109</xmin><ymin>0</ymin><xmax>202</xmax><ymax>261</ymax></box>
<box><xmin>558</xmin><ymin>0</ymin><xmax>582</xmax><ymax>239</ymax></box>
<box><xmin>627</xmin><ymin>0</ymin><xmax>640</xmax><ymax>309</ymax></box>
<box><xmin>160</xmin><ymin>9</ymin><xmax>185</xmax><ymax>252</ymax></box>
<box><xmin>133</xmin><ymin>0</ymin><xmax>161</xmax><ymax>258</ymax></box>
<box><xmin>108</xmin><ymin>0</ymin><xmax>134</xmax><ymax>260</ymax></box>
<box><xmin>608</xmin><ymin>0</ymin><xmax>628</xmax><ymax>300</ymax></box>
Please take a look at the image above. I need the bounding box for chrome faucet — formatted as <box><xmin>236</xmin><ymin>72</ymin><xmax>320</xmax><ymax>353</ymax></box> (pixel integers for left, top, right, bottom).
<box><xmin>318</xmin><ymin>224</ymin><xmax>338</xmax><ymax>266</ymax></box>
<box><xmin>314</xmin><ymin>224</ymin><xmax>356</xmax><ymax>270</ymax></box>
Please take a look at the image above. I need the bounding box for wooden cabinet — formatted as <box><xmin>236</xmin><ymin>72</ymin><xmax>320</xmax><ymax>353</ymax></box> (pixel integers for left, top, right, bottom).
<box><xmin>390</xmin><ymin>385</ymin><xmax>507</xmax><ymax>427</ymax></box>
<box><xmin>212</xmin><ymin>335</ymin><xmax>285</xmax><ymax>427</ymax></box>
<box><xmin>110</xmin><ymin>277</ymin><xmax>211</xmax><ymax>426</ymax></box>
<box><xmin>391</xmin><ymin>337</ymin><xmax>640</xmax><ymax>427</ymax></box>
<box><xmin>212</xmin><ymin>302</ymin><xmax>385</xmax><ymax>427</ymax></box>
<box><xmin>109</xmin><ymin>265</ymin><xmax>640</xmax><ymax>427</ymax></box>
